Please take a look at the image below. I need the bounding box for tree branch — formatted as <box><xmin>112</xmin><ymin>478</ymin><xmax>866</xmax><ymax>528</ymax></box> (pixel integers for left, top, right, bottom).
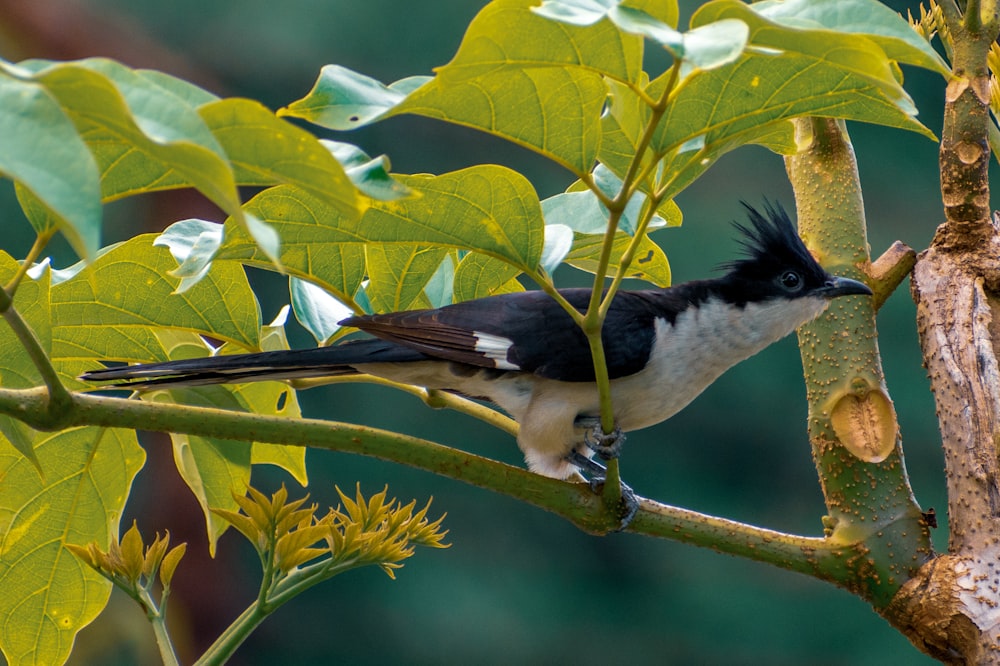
<box><xmin>0</xmin><ymin>384</ymin><xmax>882</xmax><ymax>585</ymax></box>
<box><xmin>785</xmin><ymin>117</ymin><xmax>932</xmax><ymax>607</ymax></box>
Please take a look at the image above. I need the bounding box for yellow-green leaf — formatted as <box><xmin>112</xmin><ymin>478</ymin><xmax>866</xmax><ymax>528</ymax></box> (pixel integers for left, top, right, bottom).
<box><xmin>159</xmin><ymin>543</ymin><xmax>187</xmax><ymax>588</ymax></box>
<box><xmin>753</xmin><ymin>0</ymin><xmax>949</xmax><ymax>75</ymax></box>
<box><xmin>453</xmin><ymin>253</ymin><xmax>524</xmax><ymax>302</ymax></box>
<box><xmin>169</xmin><ymin>424</ymin><xmax>250</xmax><ymax>554</ymax></box>
<box><xmin>225</xmin><ymin>168</ymin><xmax>543</xmax><ymax>276</ymax></box>
<box><xmin>438</xmin><ymin>0</ymin><xmax>641</xmax><ymax>84</ymax></box>
<box><xmin>648</xmin><ymin>1</ymin><xmax>933</xmax><ymax>198</ymax></box>
<box><xmin>366</xmin><ymin>245</ymin><xmax>449</xmax><ymax>313</ymax></box>
<box><xmin>0</xmin><ymin>70</ymin><xmax>101</xmax><ymax>258</ymax></box>
<box><xmin>0</xmin><ymin>253</ymin><xmax>51</xmax><ymax>466</ymax></box>
<box><xmin>0</xmin><ymin>427</ymin><xmax>144</xmax><ymax>666</ymax></box>
<box><xmin>398</xmin><ymin>68</ymin><xmax>606</xmax><ymax>174</ymax></box>
<box><xmin>51</xmin><ymin>235</ymin><xmax>261</xmax><ymax>367</ymax></box>
<box><xmin>363</xmin><ymin>167</ymin><xmax>545</xmax><ymax>272</ymax></box>
<box><xmin>566</xmin><ymin>232</ymin><xmax>671</xmax><ymax>286</ymax></box>
<box><xmin>118</xmin><ymin>522</ymin><xmax>144</xmax><ymax>583</ymax></box>
<box><xmin>200</xmin><ymin>98</ymin><xmax>360</xmax><ymax>220</ymax></box>
<box><xmin>393</xmin><ymin>0</ymin><xmax>641</xmax><ymax>172</ymax></box>
<box><xmin>217</xmin><ymin>186</ymin><xmax>367</xmax><ymax>305</ymax></box>
<box><xmin>14</xmin><ymin>58</ymin><xmax>241</xmax><ymax>219</ymax></box>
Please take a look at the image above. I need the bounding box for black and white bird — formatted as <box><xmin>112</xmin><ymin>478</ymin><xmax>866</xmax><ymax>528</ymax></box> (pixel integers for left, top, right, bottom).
<box><xmin>82</xmin><ymin>203</ymin><xmax>871</xmax><ymax>480</ymax></box>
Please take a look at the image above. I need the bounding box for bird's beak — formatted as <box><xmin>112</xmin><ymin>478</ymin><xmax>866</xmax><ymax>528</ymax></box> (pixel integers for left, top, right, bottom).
<box><xmin>818</xmin><ymin>276</ymin><xmax>873</xmax><ymax>298</ymax></box>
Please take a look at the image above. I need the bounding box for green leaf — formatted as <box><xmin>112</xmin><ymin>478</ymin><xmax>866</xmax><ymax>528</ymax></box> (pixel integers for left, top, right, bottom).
<box><xmin>395</xmin><ymin>69</ymin><xmax>607</xmax><ymax>174</ymax></box>
<box><xmin>135</xmin><ymin>68</ymin><xmax>220</xmax><ymax>107</ymax></box>
<box><xmin>545</xmin><ymin>170</ymin><xmax>674</xmax><ymax>236</ymax></box>
<box><xmin>51</xmin><ymin>235</ymin><xmax>261</xmax><ymax>368</ymax></box>
<box><xmin>361</xmin><ymin>166</ymin><xmax>545</xmax><ymax>272</ymax></box>
<box><xmin>566</xmin><ymin>231</ymin><xmax>671</xmax><ymax>286</ymax></box>
<box><xmin>283</xmin><ymin>0</ymin><xmax>644</xmax><ymax>174</ymax></box>
<box><xmin>244</xmin><ymin>213</ymin><xmax>282</xmax><ymax>269</ymax></box>
<box><xmin>200</xmin><ymin>98</ymin><xmax>360</xmax><ymax>219</ymax></box>
<box><xmin>15</xmin><ymin>187</ymin><xmax>99</xmax><ymax>271</ymax></box>
<box><xmin>532</xmin><ymin>0</ymin><xmax>621</xmax><ymax>25</ymax></box>
<box><xmin>753</xmin><ymin>0</ymin><xmax>950</xmax><ymax>75</ymax></box>
<box><xmin>599</xmin><ymin>76</ymin><xmax>653</xmax><ymax>183</ymax></box>
<box><xmin>0</xmin><ymin>69</ymin><xmax>101</xmax><ymax>258</ymax></box>
<box><xmin>0</xmin><ymin>427</ymin><xmax>144</xmax><ymax>666</ymax></box>
<box><xmin>215</xmin><ymin>186</ymin><xmax>367</xmax><ymax>304</ymax></box>
<box><xmin>279</xmin><ymin>65</ymin><xmax>429</xmax><ymax>130</ymax></box>
<box><xmin>533</xmin><ymin>1</ymin><xmax>690</xmax><ymax>58</ymax></box>
<box><xmin>159</xmin><ymin>219</ymin><xmax>225</xmax><ymax>292</ymax></box>
<box><xmin>390</xmin><ymin>0</ymin><xmax>643</xmax><ymax>172</ymax></box>
<box><xmin>672</xmin><ymin>18</ymin><xmax>749</xmax><ymax>77</ymax></box>
<box><xmin>541</xmin><ymin>225</ymin><xmax>574</xmax><ymax>275</ymax></box>
<box><xmin>15</xmin><ymin>58</ymin><xmax>241</xmax><ymax>218</ymax></box>
<box><xmin>0</xmin><ymin>253</ymin><xmax>50</xmax><ymax>386</ymax></box>
<box><xmin>169</xmin><ymin>423</ymin><xmax>251</xmax><ymax>554</ymax></box>
<box><xmin>423</xmin><ymin>253</ymin><xmax>456</xmax><ymax>309</ymax></box>
<box><xmin>622</xmin><ymin>0</ymin><xmax>678</xmax><ymax>27</ymax></box>
<box><xmin>366</xmin><ymin>245</ymin><xmax>449</xmax><ymax>312</ymax></box>
<box><xmin>532</xmin><ymin>0</ymin><xmax>744</xmax><ymax>73</ymax></box>
<box><xmin>648</xmin><ymin>0</ymin><xmax>933</xmax><ymax>198</ymax></box>
<box><xmin>442</xmin><ymin>0</ymin><xmax>641</xmax><ymax>83</ymax></box>
<box><xmin>324</xmin><ymin>140</ymin><xmax>412</xmax><ymax>201</ymax></box>
<box><xmin>453</xmin><ymin>253</ymin><xmax>524</xmax><ymax>302</ymax></box>
<box><xmin>290</xmin><ymin>277</ymin><xmax>354</xmax><ymax>344</ymax></box>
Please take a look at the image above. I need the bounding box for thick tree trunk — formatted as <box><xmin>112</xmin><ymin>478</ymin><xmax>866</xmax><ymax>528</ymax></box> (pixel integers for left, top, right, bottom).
<box><xmin>894</xmin><ymin>4</ymin><xmax>1000</xmax><ymax>659</ymax></box>
<box><xmin>895</xmin><ymin>236</ymin><xmax>1000</xmax><ymax>661</ymax></box>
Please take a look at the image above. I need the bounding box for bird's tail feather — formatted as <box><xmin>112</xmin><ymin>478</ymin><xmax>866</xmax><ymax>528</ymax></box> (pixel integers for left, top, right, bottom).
<box><xmin>79</xmin><ymin>339</ymin><xmax>429</xmax><ymax>389</ymax></box>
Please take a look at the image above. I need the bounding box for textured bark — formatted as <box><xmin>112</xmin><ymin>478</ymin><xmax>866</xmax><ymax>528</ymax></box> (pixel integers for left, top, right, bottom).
<box><xmin>886</xmin><ymin>554</ymin><xmax>995</xmax><ymax>664</ymax></box>
<box><xmin>901</xmin><ymin>4</ymin><xmax>1000</xmax><ymax>659</ymax></box>
<box><xmin>906</xmin><ymin>236</ymin><xmax>1000</xmax><ymax>662</ymax></box>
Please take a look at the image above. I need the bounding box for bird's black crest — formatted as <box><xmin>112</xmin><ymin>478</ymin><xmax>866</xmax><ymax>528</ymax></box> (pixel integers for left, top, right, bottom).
<box><xmin>724</xmin><ymin>201</ymin><xmax>825</xmax><ymax>277</ymax></box>
<box><xmin>704</xmin><ymin>200</ymin><xmax>832</xmax><ymax>305</ymax></box>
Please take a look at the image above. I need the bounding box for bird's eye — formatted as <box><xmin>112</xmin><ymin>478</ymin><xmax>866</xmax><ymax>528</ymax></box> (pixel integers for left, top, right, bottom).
<box><xmin>779</xmin><ymin>270</ymin><xmax>802</xmax><ymax>291</ymax></box>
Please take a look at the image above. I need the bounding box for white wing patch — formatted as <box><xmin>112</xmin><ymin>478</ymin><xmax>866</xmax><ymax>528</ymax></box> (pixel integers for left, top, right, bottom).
<box><xmin>473</xmin><ymin>331</ymin><xmax>518</xmax><ymax>370</ymax></box>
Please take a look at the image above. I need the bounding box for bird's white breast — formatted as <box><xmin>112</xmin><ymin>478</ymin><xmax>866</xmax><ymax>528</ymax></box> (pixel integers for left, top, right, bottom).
<box><xmin>610</xmin><ymin>294</ymin><xmax>829</xmax><ymax>430</ymax></box>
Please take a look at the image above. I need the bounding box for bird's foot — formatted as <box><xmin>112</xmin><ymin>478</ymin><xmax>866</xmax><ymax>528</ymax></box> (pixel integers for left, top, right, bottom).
<box><xmin>567</xmin><ymin>451</ymin><xmax>639</xmax><ymax>531</ymax></box>
<box><xmin>575</xmin><ymin>416</ymin><xmax>626</xmax><ymax>460</ymax></box>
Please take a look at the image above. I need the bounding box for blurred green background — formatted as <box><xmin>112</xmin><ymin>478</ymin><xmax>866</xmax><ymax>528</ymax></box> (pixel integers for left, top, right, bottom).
<box><xmin>0</xmin><ymin>1</ymin><xmax>952</xmax><ymax>664</ymax></box>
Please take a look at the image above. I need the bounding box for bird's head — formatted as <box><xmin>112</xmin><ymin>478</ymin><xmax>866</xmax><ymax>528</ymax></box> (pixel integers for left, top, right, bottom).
<box><xmin>716</xmin><ymin>202</ymin><xmax>872</xmax><ymax>307</ymax></box>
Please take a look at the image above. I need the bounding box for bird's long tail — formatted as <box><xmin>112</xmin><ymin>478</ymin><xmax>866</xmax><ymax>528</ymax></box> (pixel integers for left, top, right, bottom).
<box><xmin>79</xmin><ymin>339</ymin><xmax>429</xmax><ymax>389</ymax></box>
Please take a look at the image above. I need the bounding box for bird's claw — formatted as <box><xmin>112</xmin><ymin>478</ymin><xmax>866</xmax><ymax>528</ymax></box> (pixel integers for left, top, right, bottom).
<box><xmin>575</xmin><ymin>416</ymin><xmax>626</xmax><ymax>460</ymax></box>
<box><xmin>566</xmin><ymin>451</ymin><xmax>639</xmax><ymax>531</ymax></box>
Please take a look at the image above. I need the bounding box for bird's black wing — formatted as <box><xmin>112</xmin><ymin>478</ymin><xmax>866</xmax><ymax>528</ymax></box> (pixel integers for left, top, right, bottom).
<box><xmin>343</xmin><ymin>288</ymin><xmax>681</xmax><ymax>382</ymax></box>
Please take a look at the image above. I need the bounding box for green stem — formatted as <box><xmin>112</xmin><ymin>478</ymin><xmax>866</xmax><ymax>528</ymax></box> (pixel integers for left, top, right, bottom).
<box><xmin>4</xmin><ymin>229</ymin><xmax>54</xmax><ymax>295</ymax></box>
<box><xmin>149</xmin><ymin>611</ymin><xmax>180</xmax><ymax>666</ymax></box>
<box><xmin>599</xmin><ymin>194</ymin><xmax>662</xmax><ymax>320</ymax></box>
<box><xmin>785</xmin><ymin>117</ymin><xmax>931</xmax><ymax>606</ymax></box>
<box><xmin>198</xmin><ymin>560</ymin><xmax>362</xmax><ymax>664</ymax></box>
<box><xmin>585</xmin><ymin>61</ymin><xmax>679</xmax><ymax>317</ymax></box>
<box><xmin>574</xmin><ymin>62</ymin><xmax>682</xmax><ymax>495</ymax></box>
<box><xmin>0</xmin><ymin>385</ymin><xmax>887</xmax><ymax>573</ymax></box>
<box><xmin>133</xmin><ymin>586</ymin><xmax>180</xmax><ymax>666</ymax></box>
<box><xmin>0</xmin><ymin>288</ymin><xmax>71</xmax><ymax>413</ymax></box>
